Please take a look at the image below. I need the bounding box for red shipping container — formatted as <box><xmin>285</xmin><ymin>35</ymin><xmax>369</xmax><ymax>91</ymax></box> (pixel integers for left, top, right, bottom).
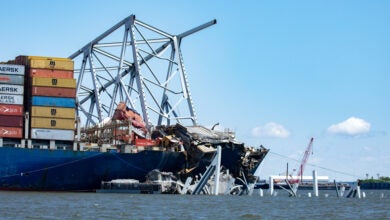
<box><xmin>0</xmin><ymin>126</ymin><xmax>23</xmax><ymax>138</ymax></box>
<box><xmin>28</xmin><ymin>68</ymin><xmax>74</xmax><ymax>79</ymax></box>
<box><xmin>0</xmin><ymin>115</ymin><xmax>23</xmax><ymax>127</ymax></box>
<box><xmin>135</xmin><ymin>138</ymin><xmax>157</xmax><ymax>147</ymax></box>
<box><xmin>31</xmin><ymin>86</ymin><xmax>76</xmax><ymax>98</ymax></box>
<box><xmin>0</xmin><ymin>104</ymin><xmax>24</xmax><ymax>116</ymax></box>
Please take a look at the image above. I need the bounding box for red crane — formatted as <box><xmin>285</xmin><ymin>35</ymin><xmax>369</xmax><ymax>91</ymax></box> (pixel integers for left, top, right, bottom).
<box><xmin>289</xmin><ymin>137</ymin><xmax>314</xmax><ymax>184</ymax></box>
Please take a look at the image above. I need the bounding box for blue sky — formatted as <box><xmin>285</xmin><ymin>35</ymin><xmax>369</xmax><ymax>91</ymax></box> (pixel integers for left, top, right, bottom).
<box><xmin>1</xmin><ymin>1</ymin><xmax>389</xmax><ymax>181</ymax></box>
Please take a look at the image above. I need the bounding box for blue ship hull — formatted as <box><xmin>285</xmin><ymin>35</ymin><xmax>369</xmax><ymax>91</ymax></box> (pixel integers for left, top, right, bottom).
<box><xmin>0</xmin><ymin>147</ymin><xmax>186</xmax><ymax>191</ymax></box>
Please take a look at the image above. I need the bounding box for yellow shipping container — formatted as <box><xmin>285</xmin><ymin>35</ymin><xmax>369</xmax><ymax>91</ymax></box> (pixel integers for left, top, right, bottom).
<box><xmin>31</xmin><ymin>106</ymin><xmax>75</xmax><ymax>119</ymax></box>
<box><xmin>31</xmin><ymin>117</ymin><xmax>75</xmax><ymax>130</ymax></box>
<box><xmin>16</xmin><ymin>56</ymin><xmax>74</xmax><ymax>71</ymax></box>
<box><xmin>32</xmin><ymin>77</ymin><xmax>76</xmax><ymax>88</ymax></box>
<box><xmin>28</xmin><ymin>56</ymin><xmax>73</xmax><ymax>71</ymax></box>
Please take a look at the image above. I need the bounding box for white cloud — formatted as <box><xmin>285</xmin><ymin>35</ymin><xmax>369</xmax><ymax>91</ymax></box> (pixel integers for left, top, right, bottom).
<box><xmin>327</xmin><ymin>117</ymin><xmax>370</xmax><ymax>136</ymax></box>
<box><xmin>251</xmin><ymin>122</ymin><xmax>290</xmax><ymax>138</ymax></box>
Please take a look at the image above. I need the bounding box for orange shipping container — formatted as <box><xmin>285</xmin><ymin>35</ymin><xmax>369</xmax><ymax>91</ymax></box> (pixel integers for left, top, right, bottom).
<box><xmin>0</xmin><ymin>104</ymin><xmax>24</xmax><ymax>116</ymax></box>
<box><xmin>135</xmin><ymin>138</ymin><xmax>157</xmax><ymax>147</ymax></box>
<box><xmin>28</xmin><ymin>68</ymin><xmax>74</xmax><ymax>79</ymax></box>
<box><xmin>0</xmin><ymin>126</ymin><xmax>23</xmax><ymax>138</ymax></box>
<box><xmin>31</xmin><ymin>86</ymin><xmax>76</xmax><ymax>98</ymax></box>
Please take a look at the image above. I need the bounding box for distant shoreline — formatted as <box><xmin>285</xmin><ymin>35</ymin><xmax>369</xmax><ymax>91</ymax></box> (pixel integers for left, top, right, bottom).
<box><xmin>360</xmin><ymin>182</ymin><xmax>390</xmax><ymax>190</ymax></box>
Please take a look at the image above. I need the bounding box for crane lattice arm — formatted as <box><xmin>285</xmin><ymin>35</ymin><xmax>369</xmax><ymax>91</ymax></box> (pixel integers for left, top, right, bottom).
<box><xmin>297</xmin><ymin>137</ymin><xmax>314</xmax><ymax>178</ymax></box>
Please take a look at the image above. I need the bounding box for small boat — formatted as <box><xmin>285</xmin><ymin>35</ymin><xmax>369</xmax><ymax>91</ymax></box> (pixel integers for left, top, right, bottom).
<box><xmin>97</xmin><ymin>169</ymin><xmax>179</xmax><ymax>194</ymax></box>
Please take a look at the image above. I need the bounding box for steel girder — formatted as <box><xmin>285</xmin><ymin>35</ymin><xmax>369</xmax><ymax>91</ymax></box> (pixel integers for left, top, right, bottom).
<box><xmin>69</xmin><ymin>15</ymin><xmax>216</xmax><ymax>131</ymax></box>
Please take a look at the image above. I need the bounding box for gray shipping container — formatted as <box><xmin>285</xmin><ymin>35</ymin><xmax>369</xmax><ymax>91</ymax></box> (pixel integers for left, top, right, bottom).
<box><xmin>0</xmin><ymin>84</ymin><xmax>24</xmax><ymax>95</ymax></box>
<box><xmin>0</xmin><ymin>74</ymin><xmax>24</xmax><ymax>85</ymax></box>
<box><xmin>31</xmin><ymin>128</ymin><xmax>75</xmax><ymax>141</ymax></box>
<box><xmin>0</xmin><ymin>94</ymin><xmax>24</xmax><ymax>105</ymax></box>
<box><xmin>0</xmin><ymin>64</ymin><xmax>25</xmax><ymax>75</ymax></box>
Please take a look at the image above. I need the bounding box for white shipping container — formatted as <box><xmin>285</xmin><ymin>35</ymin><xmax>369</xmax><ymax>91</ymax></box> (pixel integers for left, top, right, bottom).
<box><xmin>31</xmin><ymin>128</ymin><xmax>75</xmax><ymax>141</ymax></box>
<box><xmin>0</xmin><ymin>94</ymin><xmax>23</xmax><ymax>105</ymax></box>
<box><xmin>0</xmin><ymin>64</ymin><xmax>25</xmax><ymax>75</ymax></box>
<box><xmin>0</xmin><ymin>84</ymin><xmax>24</xmax><ymax>95</ymax></box>
<box><xmin>0</xmin><ymin>74</ymin><xmax>24</xmax><ymax>85</ymax></box>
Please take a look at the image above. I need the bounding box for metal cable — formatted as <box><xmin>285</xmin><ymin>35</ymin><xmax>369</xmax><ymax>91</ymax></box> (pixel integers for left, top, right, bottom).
<box><xmin>268</xmin><ymin>151</ymin><xmax>362</xmax><ymax>179</ymax></box>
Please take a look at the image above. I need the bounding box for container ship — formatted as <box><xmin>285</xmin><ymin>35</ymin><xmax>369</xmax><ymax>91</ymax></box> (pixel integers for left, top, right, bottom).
<box><xmin>0</xmin><ymin>57</ymin><xmax>269</xmax><ymax>191</ymax></box>
<box><xmin>1</xmin><ymin>15</ymin><xmax>269</xmax><ymax>191</ymax></box>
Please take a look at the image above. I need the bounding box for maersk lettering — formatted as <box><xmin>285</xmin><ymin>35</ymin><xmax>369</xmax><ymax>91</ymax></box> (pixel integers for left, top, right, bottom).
<box><xmin>0</xmin><ymin>87</ymin><xmax>18</xmax><ymax>93</ymax></box>
<box><xmin>0</xmin><ymin>66</ymin><xmax>21</xmax><ymax>74</ymax></box>
<box><xmin>0</xmin><ymin>95</ymin><xmax>14</xmax><ymax>100</ymax></box>
<box><xmin>0</xmin><ymin>95</ymin><xmax>17</xmax><ymax>104</ymax></box>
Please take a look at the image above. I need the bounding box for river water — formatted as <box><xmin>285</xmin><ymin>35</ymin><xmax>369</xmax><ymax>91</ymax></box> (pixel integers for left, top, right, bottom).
<box><xmin>0</xmin><ymin>190</ymin><xmax>388</xmax><ymax>219</ymax></box>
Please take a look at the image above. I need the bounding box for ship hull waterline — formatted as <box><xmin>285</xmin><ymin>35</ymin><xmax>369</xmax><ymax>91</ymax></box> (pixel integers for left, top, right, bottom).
<box><xmin>0</xmin><ymin>147</ymin><xmax>186</xmax><ymax>191</ymax></box>
<box><xmin>0</xmin><ymin>146</ymin><xmax>260</xmax><ymax>191</ymax></box>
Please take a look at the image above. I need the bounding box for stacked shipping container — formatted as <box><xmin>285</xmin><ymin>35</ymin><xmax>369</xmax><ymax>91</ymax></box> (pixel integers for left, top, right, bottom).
<box><xmin>0</xmin><ymin>64</ymin><xmax>25</xmax><ymax>138</ymax></box>
<box><xmin>16</xmin><ymin>56</ymin><xmax>76</xmax><ymax>141</ymax></box>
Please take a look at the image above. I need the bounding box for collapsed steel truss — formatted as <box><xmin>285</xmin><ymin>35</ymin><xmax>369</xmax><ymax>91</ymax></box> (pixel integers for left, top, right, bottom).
<box><xmin>69</xmin><ymin>15</ymin><xmax>216</xmax><ymax>130</ymax></box>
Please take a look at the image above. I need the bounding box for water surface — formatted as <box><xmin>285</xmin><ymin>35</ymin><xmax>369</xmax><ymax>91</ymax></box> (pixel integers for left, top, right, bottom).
<box><xmin>0</xmin><ymin>190</ymin><xmax>388</xmax><ymax>219</ymax></box>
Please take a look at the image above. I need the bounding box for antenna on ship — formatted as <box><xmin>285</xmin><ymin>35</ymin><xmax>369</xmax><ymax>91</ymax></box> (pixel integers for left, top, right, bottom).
<box><xmin>69</xmin><ymin>15</ymin><xmax>217</xmax><ymax>131</ymax></box>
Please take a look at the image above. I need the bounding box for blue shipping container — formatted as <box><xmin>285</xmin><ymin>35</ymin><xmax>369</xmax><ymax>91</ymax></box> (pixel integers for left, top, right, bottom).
<box><xmin>32</xmin><ymin>96</ymin><xmax>75</xmax><ymax>108</ymax></box>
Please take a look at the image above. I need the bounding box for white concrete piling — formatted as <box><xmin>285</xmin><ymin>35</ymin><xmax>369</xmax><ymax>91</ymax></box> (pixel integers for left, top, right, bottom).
<box><xmin>356</xmin><ymin>186</ymin><xmax>361</xmax><ymax>199</ymax></box>
<box><xmin>213</xmin><ymin>146</ymin><xmax>222</xmax><ymax>195</ymax></box>
<box><xmin>340</xmin><ymin>186</ymin><xmax>345</xmax><ymax>197</ymax></box>
<box><xmin>313</xmin><ymin>170</ymin><xmax>319</xmax><ymax>197</ymax></box>
<box><xmin>269</xmin><ymin>176</ymin><xmax>274</xmax><ymax>196</ymax></box>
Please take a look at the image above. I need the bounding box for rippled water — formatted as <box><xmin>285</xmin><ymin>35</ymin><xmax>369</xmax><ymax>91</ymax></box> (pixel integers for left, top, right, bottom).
<box><xmin>0</xmin><ymin>190</ymin><xmax>388</xmax><ymax>219</ymax></box>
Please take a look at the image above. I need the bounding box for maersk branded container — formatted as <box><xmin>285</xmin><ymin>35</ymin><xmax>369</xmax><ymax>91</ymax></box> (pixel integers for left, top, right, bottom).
<box><xmin>0</xmin><ymin>74</ymin><xmax>24</xmax><ymax>85</ymax></box>
<box><xmin>0</xmin><ymin>115</ymin><xmax>23</xmax><ymax>127</ymax></box>
<box><xmin>31</xmin><ymin>96</ymin><xmax>75</xmax><ymax>108</ymax></box>
<box><xmin>0</xmin><ymin>94</ymin><xmax>24</xmax><ymax>105</ymax></box>
<box><xmin>31</xmin><ymin>128</ymin><xmax>74</xmax><ymax>141</ymax></box>
<box><xmin>0</xmin><ymin>126</ymin><xmax>23</xmax><ymax>138</ymax></box>
<box><xmin>31</xmin><ymin>86</ymin><xmax>76</xmax><ymax>98</ymax></box>
<box><xmin>0</xmin><ymin>104</ymin><xmax>24</xmax><ymax>116</ymax></box>
<box><xmin>15</xmin><ymin>56</ymin><xmax>73</xmax><ymax>71</ymax></box>
<box><xmin>0</xmin><ymin>84</ymin><xmax>24</xmax><ymax>95</ymax></box>
<box><xmin>31</xmin><ymin>77</ymin><xmax>76</xmax><ymax>88</ymax></box>
<box><xmin>0</xmin><ymin>64</ymin><xmax>25</xmax><ymax>75</ymax></box>
<box><xmin>28</xmin><ymin>68</ymin><xmax>74</xmax><ymax>78</ymax></box>
<box><xmin>31</xmin><ymin>106</ymin><xmax>75</xmax><ymax>119</ymax></box>
<box><xmin>31</xmin><ymin>117</ymin><xmax>75</xmax><ymax>130</ymax></box>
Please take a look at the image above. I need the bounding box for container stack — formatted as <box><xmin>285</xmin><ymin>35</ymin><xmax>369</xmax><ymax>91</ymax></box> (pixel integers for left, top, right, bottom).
<box><xmin>15</xmin><ymin>56</ymin><xmax>76</xmax><ymax>143</ymax></box>
<box><xmin>0</xmin><ymin>64</ymin><xmax>25</xmax><ymax>139</ymax></box>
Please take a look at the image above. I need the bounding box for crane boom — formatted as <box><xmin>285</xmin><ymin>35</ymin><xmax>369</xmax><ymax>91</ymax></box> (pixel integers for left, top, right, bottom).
<box><xmin>288</xmin><ymin>137</ymin><xmax>314</xmax><ymax>184</ymax></box>
<box><xmin>285</xmin><ymin>137</ymin><xmax>314</xmax><ymax>196</ymax></box>
<box><xmin>297</xmin><ymin>137</ymin><xmax>314</xmax><ymax>178</ymax></box>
